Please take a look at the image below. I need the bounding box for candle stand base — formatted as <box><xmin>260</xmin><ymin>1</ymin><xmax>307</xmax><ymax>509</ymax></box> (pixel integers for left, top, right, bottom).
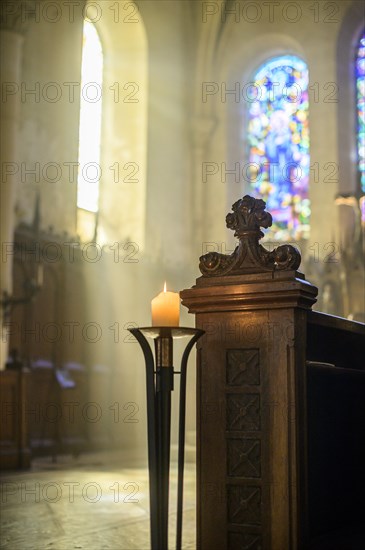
<box><xmin>129</xmin><ymin>327</ymin><xmax>204</xmax><ymax>550</ymax></box>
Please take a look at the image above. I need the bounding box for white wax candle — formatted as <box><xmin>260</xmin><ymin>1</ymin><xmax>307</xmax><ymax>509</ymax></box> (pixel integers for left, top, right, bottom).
<box><xmin>151</xmin><ymin>282</ymin><xmax>180</xmax><ymax>326</ymax></box>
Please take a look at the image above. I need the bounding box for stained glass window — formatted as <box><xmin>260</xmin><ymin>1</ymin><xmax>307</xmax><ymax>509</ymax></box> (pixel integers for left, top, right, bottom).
<box><xmin>356</xmin><ymin>32</ymin><xmax>365</xmax><ymax>193</ymax></box>
<box><xmin>247</xmin><ymin>56</ymin><xmax>310</xmax><ymax>240</ymax></box>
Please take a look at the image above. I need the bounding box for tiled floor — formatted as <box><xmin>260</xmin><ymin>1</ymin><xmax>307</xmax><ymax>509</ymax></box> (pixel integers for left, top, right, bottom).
<box><xmin>0</xmin><ymin>452</ymin><xmax>196</xmax><ymax>549</ymax></box>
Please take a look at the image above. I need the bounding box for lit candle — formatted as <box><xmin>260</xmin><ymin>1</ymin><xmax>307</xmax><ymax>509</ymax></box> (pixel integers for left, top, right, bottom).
<box><xmin>151</xmin><ymin>282</ymin><xmax>180</xmax><ymax>326</ymax></box>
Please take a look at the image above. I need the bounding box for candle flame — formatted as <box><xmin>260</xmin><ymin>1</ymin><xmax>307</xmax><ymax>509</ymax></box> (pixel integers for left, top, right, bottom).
<box><xmin>163</xmin><ymin>281</ymin><xmax>167</xmax><ymax>293</ymax></box>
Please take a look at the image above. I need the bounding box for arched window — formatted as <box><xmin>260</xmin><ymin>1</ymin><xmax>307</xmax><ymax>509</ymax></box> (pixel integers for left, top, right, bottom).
<box><xmin>77</xmin><ymin>20</ymin><xmax>103</xmax><ymax>240</ymax></box>
<box><xmin>247</xmin><ymin>56</ymin><xmax>310</xmax><ymax>241</ymax></box>
<box><xmin>356</xmin><ymin>31</ymin><xmax>365</xmax><ymax>194</ymax></box>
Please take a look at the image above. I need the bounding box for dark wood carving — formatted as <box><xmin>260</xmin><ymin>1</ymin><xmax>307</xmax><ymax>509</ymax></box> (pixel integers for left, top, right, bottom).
<box><xmin>199</xmin><ymin>195</ymin><xmax>301</xmax><ymax>276</ymax></box>
<box><xmin>227</xmin><ymin>394</ymin><xmax>261</xmax><ymax>431</ymax></box>
<box><xmin>227</xmin><ymin>439</ymin><xmax>261</xmax><ymax>478</ymax></box>
<box><xmin>226</xmin><ymin>348</ymin><xmax>263</xmax><ymax>549</ymax></box>
<box><xmin>227</xmin><ymin>349</ymin><xmax>260</xmax><ymax>386</ymax></box>
<box><xmin>227</xmin><ymin>485</ymin><xmax>262</xmax><ymax>525</ymax></box>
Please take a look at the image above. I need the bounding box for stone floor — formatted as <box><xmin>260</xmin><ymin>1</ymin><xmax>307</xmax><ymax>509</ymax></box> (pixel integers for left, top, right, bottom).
<box><xmin>0</xmin><ymin>452</ymin><xmax>196</xmax><ymax>550</ymax></box>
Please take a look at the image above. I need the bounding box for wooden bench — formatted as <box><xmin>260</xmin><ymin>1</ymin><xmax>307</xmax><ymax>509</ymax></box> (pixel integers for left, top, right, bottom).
<box><xmin>181</xmin><ymin>195</ymin><xmax>365</xmax><ymax>550</ymax></box>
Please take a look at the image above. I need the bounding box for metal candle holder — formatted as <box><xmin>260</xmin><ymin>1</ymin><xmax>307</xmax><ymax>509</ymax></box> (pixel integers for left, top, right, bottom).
<box><xmin>129</xmin><ymin>326</ymin><xmax>204</xmax><ymax>550</ymax></box>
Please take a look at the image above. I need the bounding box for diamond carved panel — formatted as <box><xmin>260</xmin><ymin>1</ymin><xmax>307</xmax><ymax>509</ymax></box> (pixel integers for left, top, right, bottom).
<box><xmin>226</xmin><ymin>394</ymin><xmax>260</xmax><ymax>431</ymax></box>
<box><xmin>227</xmin><ymin>485</ymin><xmax>261</xmax><ymax>526</ymax></box>
<box><xmin>227</xmin><ymin>439</ymin><xmax>261</xmax><ymax>478</ymax></box>
<box><xmin>227</xmin><ymin>350</ymin><xmax>260</xmax><ymax>386</ymax></box>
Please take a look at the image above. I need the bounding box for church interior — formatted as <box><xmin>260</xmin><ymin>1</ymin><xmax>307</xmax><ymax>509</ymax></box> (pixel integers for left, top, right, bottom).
<box><xmin>0</xmin><ymin>1</ymin><xmax>364</xmax><ymax>549</ymax></box>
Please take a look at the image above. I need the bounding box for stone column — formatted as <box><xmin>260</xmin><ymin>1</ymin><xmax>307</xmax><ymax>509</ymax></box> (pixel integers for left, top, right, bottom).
<box><xmin>0</xmin><ymin>1</ymin><xmax>32</xmax><ymax>368</ymax></box>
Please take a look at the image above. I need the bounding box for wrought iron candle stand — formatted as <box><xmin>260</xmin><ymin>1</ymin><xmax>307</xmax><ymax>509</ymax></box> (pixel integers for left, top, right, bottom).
<box><xmin>129</xmin><ymin>326</ymin><xmax>204</xmax><ymax>550</ymax></box>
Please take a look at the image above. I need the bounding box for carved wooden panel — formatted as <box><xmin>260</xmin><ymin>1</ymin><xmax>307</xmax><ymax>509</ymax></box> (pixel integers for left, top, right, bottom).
<box><xmin>227</xmin><ymin>439</ymin><xmax>261</xmax><ymax>478</ymax></box>
<box><xmin>227</xmin><ymin>485</ymin><xmax>262</xmax><ymax>525</ymax></box>
<box><xmin>226</xmin><ymin>394</ymin><xmax>261</xmax><ymax>431</ymax></box>
<box><xmin>227</xmin><ymin>349</ymin><xmax>260</xmax><ymax>386</ymax></box>
<box><xmin>226</xmin><ymin>349</ymin><xmax>262</xmax><ymax>549</ymax></box>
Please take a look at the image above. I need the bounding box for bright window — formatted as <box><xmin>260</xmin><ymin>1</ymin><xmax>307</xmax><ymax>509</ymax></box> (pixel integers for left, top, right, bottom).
<box><xmin>77</xmin><ymin>21</ymin><xmax>103</xmax><ymax>213</ymax></box>
<box><xmin>247</xmin><ymin>56</ymin><xmax>310</xmax><ymax>240</ymax></box>
<box><xmin>356</xmin><ymin>32</ymin><xmax>365</xmax><ymax>193</ymax></box>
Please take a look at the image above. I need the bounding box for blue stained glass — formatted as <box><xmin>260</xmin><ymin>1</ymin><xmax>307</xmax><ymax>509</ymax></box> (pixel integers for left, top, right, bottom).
<box><xmin>356</xmin><ymin>32</ymin><xmax>365</xmax><ymax>193</ymax></box>
<box><xmin>248</xmin><ymin>56</ymin><xmax>310</xmax><ymax>240</ymax></box>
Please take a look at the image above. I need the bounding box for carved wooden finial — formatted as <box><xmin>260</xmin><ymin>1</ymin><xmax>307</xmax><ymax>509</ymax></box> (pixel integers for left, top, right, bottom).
<box><xmin>199</xmin><ymin>195</ymin><xmax>301</xmax><ymax>276</ymax></box>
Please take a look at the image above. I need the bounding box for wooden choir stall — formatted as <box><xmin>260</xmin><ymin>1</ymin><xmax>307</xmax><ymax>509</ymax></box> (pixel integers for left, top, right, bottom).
<box><xmin>0</xmin><ymin>215</ymin><xmax>113</xmax><ymax>469</ymax></box>
<box><xmin>181</xmin><ymin>195</ymin><xmax>365</xmax><ymax>550</ymax></box>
